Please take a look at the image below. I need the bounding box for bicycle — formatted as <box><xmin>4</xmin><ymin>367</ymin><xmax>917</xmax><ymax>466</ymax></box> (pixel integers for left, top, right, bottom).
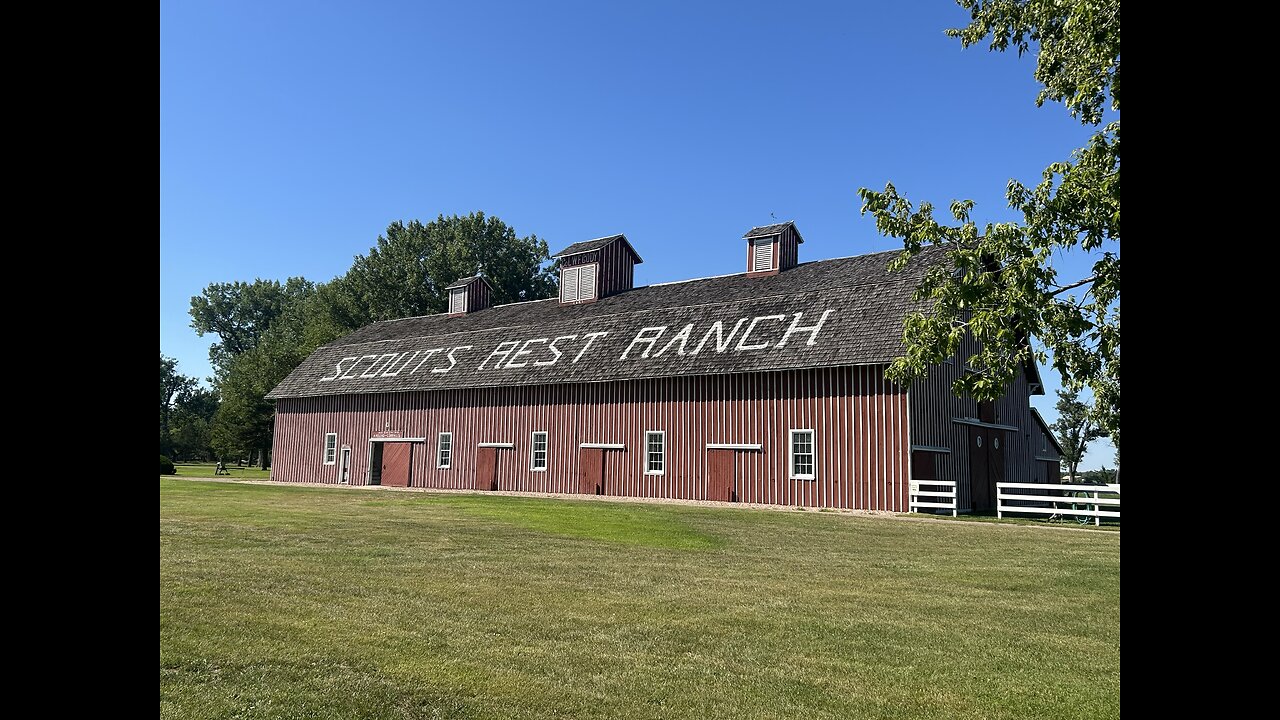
<box><xmin>1048</xmin><ymin>484</ymin><xmax>1096</xmax><ymax>525</ymax></box>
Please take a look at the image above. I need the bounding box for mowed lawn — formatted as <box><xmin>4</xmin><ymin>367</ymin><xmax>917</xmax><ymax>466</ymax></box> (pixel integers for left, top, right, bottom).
<box><xmin>160</xmin><ymin>479</ymin><xmax>1120</xmax><ymax>720</ymax></box>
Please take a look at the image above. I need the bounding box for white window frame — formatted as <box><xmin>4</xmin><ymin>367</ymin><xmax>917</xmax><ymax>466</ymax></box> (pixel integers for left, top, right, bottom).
<box><xmin>449</xmin><ymin>288</ymin><xmax>467</xmax><ymax>314</ymax></box>
<box><xmin>437</xmin><ymin>432</ymin><xmax>453</xmax><ymax>469</ymax></box>
<box><xmin>751</xmin><ymin>237</ymin><xmax>775</xmax><ymax>272</ymax></box>
<box><xmin>644</xmin><ymin>430</ymin><xmax>666</xmax><ymax>475</ymax></box>
<box><xmin>789</xmin><ymin>428</ymin><xmax>815</xmax><ymax>480</ymax></box>
<box><xmin>530</xmin><ymin>431</ymin><xmax>549</xmax><ymax>471</ymax></box>
<box><xmin>560</xmin><ymin>263</ymin><xmax>598</xmax><ymax>303</ymax></box>
<box><xmin>323</xmin><ymin>433</ymin><xmax>337</xmax><ymax>465</ymax></box>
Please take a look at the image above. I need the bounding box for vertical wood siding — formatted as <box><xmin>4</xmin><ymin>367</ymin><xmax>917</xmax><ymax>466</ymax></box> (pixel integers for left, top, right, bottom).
<box><xmin>745</xmin><ymin>227</ymin><xmax>799</xmax><ymax>274</ymax></box>
<box><xmin>779</xmin><ymin>225</ymin><xmax>800</xmax><ymax>271</ymax></box>
<box><xmin>906</xmin><ymin>334</ymin><xmax>1046</xmax><ymax>510</ymax></box>
<box><xmin>271</xmin><ymin>366</ymin><xmax>911</xmax><ymax>511</ymax></box>
<box><xmin>466</xmin><ymin>280</ymin><xmax>490</xmax><ymax>313</ymax></box>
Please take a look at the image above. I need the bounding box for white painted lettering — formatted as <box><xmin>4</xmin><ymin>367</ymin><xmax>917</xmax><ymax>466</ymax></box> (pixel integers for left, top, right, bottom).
<box><xmin>480</xmin><ymin>341</ymin><xmax>520</xmax><ymax>370</ymax></box>
<box><xmin>432</xmin><ymin>345</ymin><xmax>472</xmax><ymax>373</ymax></box>
<box><xmin>362</xmin><ymin>353</ymin><xmax>400</xmax><ymax>377</ymax></box>
<box><xmin>341</xmin><ymin>355</ymin><xmax>379</xmax><ymax>379</ymax></box>
<box><xmin>505</xmin><ymin>339</ymin><xmax>548</xmax><ymax>368</ymax></box>
<box><xmin>573</xmin><ymin>331</ymin><xmax>608</xmax><ymax>363</ymax></box>
<box><xmin>537</xmin><ymin>335</ymin><xmax>578</xmax><ymax>366</ymax></box>
<box><xmin>690</xmin><ymin>319</ymin><xmax>746</xmax><ymax>355</ymax></box>
<box><xmin>653</xmin><ymin>323</ymin><xmax>694</xmax><ymax>357</ymax></box>
<box><xmin>381</xmin><ymin>350</ymin><xmax>421</xmax><ymax>376</ymax></box>
<box><xmin>409</xmin><ymin>348</ymin><xmax>442</xmax><ymax>374</ymax></box>
<box><xmin>737</xmin><ymin>315</ymin><xmax>786</xmax><ymax>351</ymax></box>
<box><xmin>621</xmin><ymin>326</ymin><xmax>667</xmax><ymax>360</ymax></box>
<box><xmin>776</xmin><ymin>310</ymin><xmax>834</xmax><ymax>347</ymax></box>
<box><xmin>321</xmin><ymin>356</ymin><xmax>358</xmax><ymax>382</ymax></box>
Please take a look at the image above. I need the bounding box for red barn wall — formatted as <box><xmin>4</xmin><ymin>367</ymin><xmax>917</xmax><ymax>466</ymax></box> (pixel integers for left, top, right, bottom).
<box><xmin>271</xmin><ymin>366</ymin><xmax>911</xmax><ymax>511</ymax></box>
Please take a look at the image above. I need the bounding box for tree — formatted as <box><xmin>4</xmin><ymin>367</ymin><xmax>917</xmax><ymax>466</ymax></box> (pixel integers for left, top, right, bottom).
<box><xmin>1050</xmin><ymin>389</ymin><xmax>1103</xmax><ymax>481</ymax></box>
<box><xmin>170</xmin><ymin>386</ymin><xmax>219</xmax><ymax>460</ymax></box>
<box><xmin>857</xmin><ymin>0</ymin><xmax>1120</xmax><ymax>437</ymax></box>
<box><xmin>160</xmin><ymin>354</ymin><xmax>196</xmax><ymax>456</ymax></box>
<box><xmin>189</xmin><ymin>211</ymin><xmax>555</xmax><ymax>468</ymax></box>
<box><xmin>206</xmin><ymin>282</ymin><xmax>319</xmax><ymax>468</ymax></box>
<box><xmin>189</xmin><ymin>277</ymin><xmax>315</xmax><ymax>377</ymax></box>
<box><xmin>334</xmin><ymin>212</ymin><xmax>556</xmax><ymax>327</ymax></box>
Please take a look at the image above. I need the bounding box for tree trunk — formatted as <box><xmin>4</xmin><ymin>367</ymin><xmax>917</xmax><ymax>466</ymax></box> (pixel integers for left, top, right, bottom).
<box><xmin>260</xmin><ymin>446</ymin><xmax>269</xmax><ymax>470</ymax></box>
<box><xmin>1068</xmin><ymin>460</ymin><xmax>1079</xmax><ymax>481</ymax></box>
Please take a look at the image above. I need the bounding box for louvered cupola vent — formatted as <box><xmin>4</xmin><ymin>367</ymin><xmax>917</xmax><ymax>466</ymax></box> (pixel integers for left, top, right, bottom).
<box><xmin>744</xmin><ymin>221</ymin><xmax>804</xmax><ymax>276</ymax></box>
<box><xmin>552</xmin><ymin>234</ymin><xmax>644</xmax><ymax>305</ymax></box>
<box><xmin>444</xmin><ymin>275</ymin><xmax>492</xmax><ymax>316</ymax></box>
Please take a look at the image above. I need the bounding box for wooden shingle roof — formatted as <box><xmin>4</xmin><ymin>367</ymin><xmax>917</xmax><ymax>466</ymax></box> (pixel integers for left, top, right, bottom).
<box><xmin>444</xmin><ymin>275</ymin><xmax>488</xmax><ymax>290</ymax></box>
<box><xmin>551</xmin><ymin>234</ymin><xmax>644</xmax><ymax>263</ymax></box>
<box><xmin>267</xmin><ymin>247</ymin><xmax>940</xmax><ymax>399</ymax></box>
<box><xmin>744</xmin><ymin>221</ymin><xmax>804</xmax><ymax>242</ymax></box>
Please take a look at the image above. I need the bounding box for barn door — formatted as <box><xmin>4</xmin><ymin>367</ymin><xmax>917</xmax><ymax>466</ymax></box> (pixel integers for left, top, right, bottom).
<box><xmin>968</xmin><ymin>426</ymin><xmax>990</xmax><ymax>511</ymax></box>
<box><xmin>987</xmin><ymin>430</ymin><xmax>1006</xmax><ymax>505</ymax></box>
<box><xmin>381</xmin><ymin>443</ymin><xmax>412</xmax><ymax>488</ymax></box>
<box><xmin>579</xmin><ymin>448</ymin><xmax>603</xmax><ymax>495</ymax></box>
<box><xmin>369</xmin><ymin>442</ymin><xmax>384</xmax><ymax>485</ymax></box>
<box><xmin>707</xmin><ymin>449</ymin><xmax>735</xmax><ymax>502</ymax></box>
<box><xmin>339</xmin><ymin>448</ymin><xmax>351</xmax><ymax>484</ymax></box>
<box><xmin>475</xmin><ymin>447</ymin><xmax>498</xmax><ymax>491</ymax></box>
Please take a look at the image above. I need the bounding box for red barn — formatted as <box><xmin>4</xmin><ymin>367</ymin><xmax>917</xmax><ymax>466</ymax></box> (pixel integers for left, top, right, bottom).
<box><xmin>267</xmin><ymin>223</ymin><xmax>1057</xmax><ymax>513</ymax></box>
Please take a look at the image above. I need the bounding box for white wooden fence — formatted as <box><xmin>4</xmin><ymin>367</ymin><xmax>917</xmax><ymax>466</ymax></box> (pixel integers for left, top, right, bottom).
<box><xmin>997</xmin><ymin>482</ymin><xmax>1121</xmax><ymax>526</ymax></box>
<box><xmin>909</xmin><ymin>480</ymin><xmax>957</xmax><ymax>517</ymax></box>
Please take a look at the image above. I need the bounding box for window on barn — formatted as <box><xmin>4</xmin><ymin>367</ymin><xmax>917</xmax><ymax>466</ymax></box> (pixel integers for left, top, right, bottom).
<box><xmin>789</xmin><ymin>429</ymin><xmax>815</xmax><ymax>479</ymax></box>
<box><xmin>752</xmin><ymin>237</ymin><xmax>774</xmax><ymax>272</ymax></box>
<box><xmin>437</xmin><ymin>432</ymin><xmax>452</xmax><ymax>469</ymax></box>
<box><xmin>645</xmin><ymin>431</ymin><xmax>665</xmax><ymax>475</ymax></box>
<box><xmin>559</xmin><ymin>264</ymin><xmax>598</xmax><ymax>303</ymax></box>
<box><xmin>448</xmin><ymin>288</ymin><xmax>467</xmax><ymax>314</ymax></box>
<box><xmin>324</xmin><ymin>433</ymin><xmax>337</xmax><ymax>465</ymax></box>
<box><xmin>531</xmin><ymin>431</ymin><xmax>548</xmax><ymax>471</ymax></box>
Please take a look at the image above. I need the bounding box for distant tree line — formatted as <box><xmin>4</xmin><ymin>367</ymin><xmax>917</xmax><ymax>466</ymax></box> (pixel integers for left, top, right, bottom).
<box><xmin>165</xmin><ymin>212</ymin><xmax>557</xmax><ymax>467</ymax></box>
<box><xmin>160</xmin><ymin>354</ymin><xmax>219</xmax><ymax>461</ymax></box>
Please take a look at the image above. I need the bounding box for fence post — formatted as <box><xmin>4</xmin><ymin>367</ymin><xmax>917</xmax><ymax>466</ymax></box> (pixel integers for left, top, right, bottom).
<box><xmin>1093</xmin><ymin>491</ymin><xmax>1100</xmax><ymax>527</ymax></box>
<box><xmin>997</xmin><ymin>485</ymin><xmax>1003</xmax><ymax>519</ymax></box>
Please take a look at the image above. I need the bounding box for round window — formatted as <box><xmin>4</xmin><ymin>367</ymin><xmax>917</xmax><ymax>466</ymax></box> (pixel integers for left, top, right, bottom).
<box><xmin>976</xmin><ymin>436</ymin><xmax>983</xmax><ymax>448</ymax></box>
<box><xmin>993</xmin><ymin>437</ymin><xmax>1000</xmax><ymax>450</ymax></box>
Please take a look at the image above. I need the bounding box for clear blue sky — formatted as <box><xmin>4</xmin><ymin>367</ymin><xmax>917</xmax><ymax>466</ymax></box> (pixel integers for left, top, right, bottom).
<box><xmin>160</xmin><ymin>0</ymin><xmax>1115</xmax><ymax>469</ymax></box>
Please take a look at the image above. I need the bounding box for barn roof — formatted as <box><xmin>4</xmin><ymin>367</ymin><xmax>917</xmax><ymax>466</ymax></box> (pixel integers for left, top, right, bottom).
<box><xmin>266</xmin><ymin>247</ymin><xmax>941</xmax><ymax>399</ymax></box>
<box><xmin>552</xmin><ymin>234</ymin><xmax>644</xmax><ymax>263</ymax></box>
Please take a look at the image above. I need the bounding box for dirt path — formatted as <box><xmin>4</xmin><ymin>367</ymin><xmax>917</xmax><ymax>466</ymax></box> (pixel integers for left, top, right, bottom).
<box><xmin>169</xmin><ymin>476</ymin><xmax>1118</xmax><ymax>534</ymax></box>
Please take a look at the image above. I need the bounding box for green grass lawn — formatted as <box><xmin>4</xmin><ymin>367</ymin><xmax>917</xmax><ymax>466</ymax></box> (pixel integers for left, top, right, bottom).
<box><xmin>171</xmin><ymin>463</ymin><xmax>271</xmax><ymax>479</ymax></box>
<box><xmin>160</xmin><ymin>479</ymin><xmax>1120</xmax><ymax>720</ymax></box>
